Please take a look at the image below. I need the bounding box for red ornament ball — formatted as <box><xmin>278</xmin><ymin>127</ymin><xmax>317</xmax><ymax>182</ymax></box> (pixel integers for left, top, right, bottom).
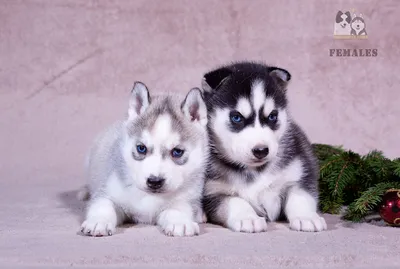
<box><xmin>379</xmin><ymin>189</ymin><xmax>400</xmax><ymax>226</ymax></box>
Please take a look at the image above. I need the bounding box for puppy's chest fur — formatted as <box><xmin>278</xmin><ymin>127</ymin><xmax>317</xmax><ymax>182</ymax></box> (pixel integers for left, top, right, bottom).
<box><xmin>105</xmin><ymin>173</ymin><xmax>175</xmax><ymax>224</ymax></box>
<box><xmin>208</xmin><ymin>158</ymin><xmax>303</xmax><ymax>218</ymax></box>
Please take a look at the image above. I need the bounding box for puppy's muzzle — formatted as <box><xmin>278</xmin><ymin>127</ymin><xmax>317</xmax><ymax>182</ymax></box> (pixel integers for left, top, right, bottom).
<box><xmin>252</xmin><ymin>146</ymin><xmax>269</xmax><ymax>160</ymax></box>
<box><xmin>146</xmin><ymin>176</ymin><xmax>165</xmax><ymax>191</ymax></box>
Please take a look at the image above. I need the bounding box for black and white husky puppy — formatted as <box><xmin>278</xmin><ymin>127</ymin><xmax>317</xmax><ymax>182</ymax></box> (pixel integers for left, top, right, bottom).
<box><xmin>201</xmin><ymin>61</ymin><xmax>327</xmax><ymax>233</ymax></box>
<box><xmin>78</xmin><ymin>82</ymin><xmax>209</xmax><ymax>237</ymax></box>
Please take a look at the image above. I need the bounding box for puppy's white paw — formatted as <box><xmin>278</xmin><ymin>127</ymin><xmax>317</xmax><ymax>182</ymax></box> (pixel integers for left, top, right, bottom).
<box><xmin>289</xmin><ymin>214</ymin><xmax>327</xmax><ymax>232</ymax></box>
<box><xmin>227</xmin><ymin>216</ymin><xmax>268</xmax><ymax>233</ymax></box>
<box><xmin>80</xmin><ymin>219</ymin><xmax>116</xmax><ymax>237</ymax></box>
<box><xmin>163</xmin><ymin>221</ymin><xmax>200</xmax><ymax>237</ymax></box>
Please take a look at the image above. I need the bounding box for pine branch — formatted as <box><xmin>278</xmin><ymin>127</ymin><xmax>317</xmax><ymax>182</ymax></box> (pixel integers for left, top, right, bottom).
<box><xmin>312</xmin><ymin>143</ymin><xmax>344</xmax><ymax>163</ymax></box>
<box><xmin>315</xmin><ymin>143</ymin><xmax>400</xmax><ymax>222</ymax></box>
<box><xmin>361</xmin><ymin>150</ymin><xmax>393</xmax><ymax>185</ymax></box>
<box><xmin>320</xmin><ymin>151</ymin><xmax>361</xmax><ymax>198</ymax></box>
<box><xmin>318</xmin><ymin>187</ymin><xmax>344</xmax><ymax>214</ymax></box>
<box><xmin>391</xmin><ymin>158</ymin><xmax>400</xmax><ymax>178</ymax></box>
<box><xmin>317</xmin><ymin>151</ymin><xmax>363</xmax><ymax>213</ymax></box>
<box><xmin>343</xmin><ymin>181</ymin><xmax>400</xmax><ymax>221</ymax></box>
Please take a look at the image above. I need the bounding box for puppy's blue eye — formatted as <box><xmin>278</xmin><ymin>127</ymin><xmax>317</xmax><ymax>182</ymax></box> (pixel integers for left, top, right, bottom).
<box><xmin>268</xmin><ymin>111</ymin><xmax>278</xmax><ymax>122</ymax></box>
<box><xmin>137</xmin><ymin>145</ymin><xmax>147</xmax><ymax>154</ymax></box>
<box><xmin>231</xmin><ymin>114</ymin><xmax>243</xmax><ymax>123</ymax></box>
<box><xmin>171</xmin><ymin>148</ymin><xmax>184</xmax><ymax>158</ymax></box>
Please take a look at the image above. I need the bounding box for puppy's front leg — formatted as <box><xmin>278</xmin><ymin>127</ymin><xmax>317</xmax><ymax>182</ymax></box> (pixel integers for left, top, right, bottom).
<box><xmin>284</xmin><ymin>186</ymin><xmax>327</xmax><ymax>232</ymax></box>
<box><xmin>204</xmin><ymin>194</ymin><xmax>267</xmax><ymax>233</ymax></box>
<box><xmin>193</xmin><ymin>203</ymin><xmax>207</xmax><ymax>224</ymax></box>
<box><xmin>80</xmin><ymin>196</ymin><xmax>123</xmax><ymax>237</ymax></box>
<box><xmin>157</xmin><ymin>203</ymin><xmax>200</xmax><ymax>237</ymax></box>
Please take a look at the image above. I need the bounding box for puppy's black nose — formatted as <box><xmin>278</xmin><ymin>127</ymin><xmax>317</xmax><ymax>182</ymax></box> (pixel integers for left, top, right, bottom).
<box><xmin>146</xmin><ymin>176</ymin><xmax>165</xmax><ymax>190</ymax></box>
<box><xmin>252</xmin><ymin>146</ymin><xmax>269</xmax><ymax>159</ymax></box>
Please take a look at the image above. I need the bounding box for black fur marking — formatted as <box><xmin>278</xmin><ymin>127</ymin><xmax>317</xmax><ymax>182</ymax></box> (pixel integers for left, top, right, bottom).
<box><xmin>203</xmin><ymin>67</ymin><xmax>233</xmax><ymax>90</ymax></box>
<box><xmin>209</xmin><ymin>145</ymin><xmax>266</xmax><ymax>181</ymax></box>
<box><xmin>259</xmin><ymin>107</ymin><xmax>279</xmax><ymax>130</ymax></box>
<box><xmin>207</xmin><ymin>139</ymin><xmax>259</xmax><ymax>183</ymax></box>
<box><xmin>203</xmin><ymin>62</ymin><xmax>289</xmax><ymax>111</ymax></box>
<box><xmin>335</xmin><ymin>11</ymin><xmax>343</xmax><ymax>23</ymax></box>
<box><xmin>345</xmin><ymin>12</ymin><xmax>352</xmax><ymax>23</ymax></box>
<box><xmin>255</xmin><ymin>163</ymin><xmax>268</xmax><ymax>173</ymax></box>
<box><xmin>228</xmin><ymin>111</ymin><xmax>256</xmax><ymax>133</ymax></box>
<box><xmin>335</xmin><ymin>11</ymin><xmax>351</xmax><ymax>24</ymax></box>
<box><xmin>275</xmin><ymin>122</ymin><xmax>319</xmax><ymax>197</ymax></box>
<box><xmin>209</xmin><ymin>146</ymin><xmax>246</xmax><ymax>173</ymax></box>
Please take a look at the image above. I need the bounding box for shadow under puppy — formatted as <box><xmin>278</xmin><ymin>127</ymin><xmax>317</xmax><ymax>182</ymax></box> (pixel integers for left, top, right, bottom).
<box><xmin>201</xmin><ymin>61</ymin><xmax>327</xmax><ymax>233</ymax></box>
<box><xmin>77</xmin><ymin>82</ymin><xmax>209</xmax><ymax>237</ymax></box>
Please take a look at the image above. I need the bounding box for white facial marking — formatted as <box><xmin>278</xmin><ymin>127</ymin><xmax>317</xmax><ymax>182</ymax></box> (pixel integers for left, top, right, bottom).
<box><xmin>145</xmin><ymin>114</ymin><xmax>181</xmax><ymax>153</ymax></box>
<box><xmin>251</xmin><ymin>80</ymin><xmax>266</xmax><ymax>129</ymax></box>
<box><xmin>251</xmin><ymin>80</ymin><xmax>266</xmax><ymax>112</ymax></box>
<box><xmin>236</xmin><ymin>98</ymin><xmax>252</xmax><ymax>118</ymax></box>
<box><xmin>152</xmin><ymin>114</ymin><xmax>175</xmax><ymax>145</ymax></box>
<box><xmin>263</xmin><ymin>98</ymin><xmax>275</xmax><ymax>117</ymax></box>
<box><xmin>140</xmin><ymin>130</ymin><xmax>152</xmax><ymax>147</ymax></box>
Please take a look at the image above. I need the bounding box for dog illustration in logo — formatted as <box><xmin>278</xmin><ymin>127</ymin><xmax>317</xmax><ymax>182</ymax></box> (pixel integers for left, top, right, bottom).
<box><xmin>334</xmin><ymin>11</ymin><xmax>352</xmax><ymax>35</ymax></box>
<box><xmin>351</xmin><ymin>13</ymin><xmax>367</xmax><ymax>35</ymax></box>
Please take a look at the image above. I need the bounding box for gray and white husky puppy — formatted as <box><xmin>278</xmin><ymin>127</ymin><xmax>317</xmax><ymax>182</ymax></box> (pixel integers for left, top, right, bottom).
<box><xmin>201</xmin><ymin>61</ymin><xmax>327</xmax><ymax>233</ymax></box>
<box><xmin>78</xmin><ymin>82</ymin><xmax>209</xmax><ymax>237</ymax></box>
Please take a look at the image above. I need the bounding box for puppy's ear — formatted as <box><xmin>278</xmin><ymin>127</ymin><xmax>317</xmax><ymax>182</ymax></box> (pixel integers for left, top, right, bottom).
<box><xmin>336</xmin><ymin>11</ymin><xmax>343</xmax><ymax>23</ymax></box>
<box><xmin>128</xmin><ymin>81</ymin><xmax>151</xmax><ymax>121</ymax></box>
<box><xmin>269</xmin><ymin>67</ymin><xmax>291</xmax><ymax>90</ymax></box>
<box><xmin>181</xmin><ymin>88</ymin><xmax>208</xmax><ymax>127</ymax></box>
<box><xmin>345</xmin><ymin>11</ymin><xmax>352</xmax><ymax>22</ymax></box>
<box><xmin>201</xmin><ymin>67</ymin><xmax>232</xmax><ymax>93</ymax></box>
